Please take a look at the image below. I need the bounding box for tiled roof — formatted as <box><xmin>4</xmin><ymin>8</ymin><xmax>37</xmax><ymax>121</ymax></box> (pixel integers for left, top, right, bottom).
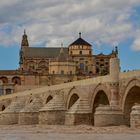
<box><xmin>24</xmin><ymin>47</ymin><xmax>68</xmax><ymax>58</ymax></box>
<box><xmin>69</xmin><ymin>37</ymin><xmax>92</xmax><ymax>46</ymax></box>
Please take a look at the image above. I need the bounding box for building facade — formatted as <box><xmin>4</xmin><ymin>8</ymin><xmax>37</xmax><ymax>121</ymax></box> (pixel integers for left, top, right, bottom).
<box><xmin>0</xmin><ymin>31</ymin><xmax>118</xmax><ymax>94</ymax></box>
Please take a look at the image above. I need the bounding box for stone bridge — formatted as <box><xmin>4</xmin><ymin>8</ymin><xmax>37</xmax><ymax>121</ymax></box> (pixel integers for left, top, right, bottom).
<box><xmin>0</xmin><ymin>57</ymin><xmax>140</xmax><ymax>127</ymax></box>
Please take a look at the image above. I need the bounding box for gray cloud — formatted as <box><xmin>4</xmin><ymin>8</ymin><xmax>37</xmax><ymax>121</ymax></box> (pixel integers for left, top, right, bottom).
<box><xmin>0</xmin><ymin>0</ymin><xmax>139</xmax><ymax>49</ymax></box>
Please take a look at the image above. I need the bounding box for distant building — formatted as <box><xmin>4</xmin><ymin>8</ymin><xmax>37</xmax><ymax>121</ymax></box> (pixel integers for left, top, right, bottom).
<box><xmin>0</xmin><ymin>31</ymin><xmax>118</xmax><ymax>95</ymax></box>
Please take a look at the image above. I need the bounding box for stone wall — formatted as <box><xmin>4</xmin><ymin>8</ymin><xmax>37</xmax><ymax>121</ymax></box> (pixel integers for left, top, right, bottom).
<box><xmin>0</xmin><ymin>69</ymin><xmax>139</xmax><ymax>127</ymax></box>
<box><xmin>39</xmin><ymin>111</ymin><xmax>65</xmax><ymax>125</ymax></box>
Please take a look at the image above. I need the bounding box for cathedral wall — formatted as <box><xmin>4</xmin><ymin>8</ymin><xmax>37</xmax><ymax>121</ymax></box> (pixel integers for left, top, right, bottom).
<box><xmin>23</xmin><ymin>75</ymin><xmax>39</xmax><ymax>85</ymax></box>
<box><xmin>49</xmin><ymin>62</ymin><xmax>76</xmax><ymax>75</ymax></box>
<box><xmin>69</xmin><ymin>45</ymin><xmax>91</xmax><ymax>55</ymax></box>
<box><xmin>72</xmin><ymin>56</ymin><xmax>95</xmax><ymax>74</ymax></box>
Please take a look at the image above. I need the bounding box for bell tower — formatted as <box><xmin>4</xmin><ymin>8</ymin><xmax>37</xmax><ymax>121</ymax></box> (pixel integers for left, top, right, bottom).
<box><xmin>21</xmin><ymin>29</ymin><xmax>29</xmax><ymax>48</ymax></box>
<box><xmin>19</xmin><ymin>30</ymin><xmax>29</xmax><ymax>70</ymax></box>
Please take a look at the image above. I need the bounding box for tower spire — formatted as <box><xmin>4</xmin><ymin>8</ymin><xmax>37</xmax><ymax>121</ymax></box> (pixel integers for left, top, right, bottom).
<box><xmin>24</xmin><ymin>29</ymin><xmax>26</xmax><ymax>35</ymax></box>
<box><xmin>60</xmin><ymin>42</ymin><xmax>64</xmax><ymax>53</ymax></box>
<box><xmin>21</xmin><ymin>29</ymin><xmax>29</xmax><ymax>47</ymax></box>
<box><xmin>79</xmin><ymin>32</ymin><xmax>81</xmax><ymax>38</ymax></box>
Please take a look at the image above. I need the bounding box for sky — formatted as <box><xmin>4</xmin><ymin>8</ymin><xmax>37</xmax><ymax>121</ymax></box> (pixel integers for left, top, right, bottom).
<box><xmin>0</xmin><ymin>0</ymin><xmax>140</xmax><ymax>71</ymax></box>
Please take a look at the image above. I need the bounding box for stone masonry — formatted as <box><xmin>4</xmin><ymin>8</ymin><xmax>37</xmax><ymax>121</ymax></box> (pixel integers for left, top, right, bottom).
<box><xmin>0</xmin><ymin>57</ymin><xmax>139</xmax><ymax>127</ymax></box>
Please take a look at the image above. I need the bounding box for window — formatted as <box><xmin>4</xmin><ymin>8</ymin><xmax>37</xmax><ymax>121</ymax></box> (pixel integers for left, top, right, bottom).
<box><xmin>12</xmin><ymin>77</ymin><xmax>21</xmax><ymax>85</ymax></box>
<box><xmin>52</xmin><ymin>71</ymin><xmax>55</xmax><ymax>74</ymax></box>
<box><xmin>96</xmin><ymin>68</ymin><xmax>99</xmax><ymax>73</ymax></box>
<box><xmin>70</xmin><ymin>71</ymin><xmax>72</xmax><ymax>75</ymax></box>
<box><xmin>0</xmin><ymin>77</ymin><xmax>8</xmax><ymax>84</ymax></box>
<box><xmin>6</xmin><ymin>89</ymin><xmax>12</xmax><ymax>94</ymax></box>
<box><xmin>76</xmin><ymin>66</ymin><xmax>79</xmax><ymax>70</ymax></box>
<box><xmin>96</xmin><ymin>62</ymin><xmax>99</xmax><ymax>65</ymax></box>
<box><xmin>100</xmin><ymin>59</ymin><xmax>104</xmax><ymax>62</ymax></box>
<box><xmin>0</xmin><ymin>89</ymin><xmax>4</xmax><ymax>95</ymax></box>
<box><xmin>100</xmin><ymin>64</ymin><xmax>104</xmax><ymax>67</ymax></box>
<box><xmin>70</xmin><ymin>51</ymin><xmax>73</xmax><ymax>55</ymax></box>
<box><xmin>105</xmin><ymin>62</ymin><xmax>109</xmax><ymax>65</ymax></box>
<box><xmin>89</xmin><ymin>50</ymin><xmax>91</xmax><ymax>55</ymax></box>
<box><xmin>38</xmin><ymin>61</ymin><xmax>46</xmax><ymax>69</ymax></box>
<box><xmin>61</xmin><ymin>70</ymin><xmax>64</xmax><ymax>75</ymax></box>
<box><xmin>79</xmin><ymin>51</ymin><xmax>82</xmax><ymax>55</ymax></box>
<box><xmin>27</xmin><ymin>61</ymin><xmax>35</xmax><ymax>70</ymax></box>
<box><xmin>80</xmin><ymin>63</ymin><xmax>84</xmax><ymax>70</ymax></box>
<box><xmin>85</xmin><ymin>66</ymin><xmax>88</xmax><ymax>71</ymax></box>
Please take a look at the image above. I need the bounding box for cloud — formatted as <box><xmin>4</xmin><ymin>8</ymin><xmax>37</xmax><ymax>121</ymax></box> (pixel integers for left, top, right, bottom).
<box><xmin>132</xmin><ymin>37</ymin><xmax>140</xmax><ymax>51</ymax></box>
<box><xmin>0</xmin><ymin>0</ymin><xmax>139</xmax><ymax>48</ymax></box>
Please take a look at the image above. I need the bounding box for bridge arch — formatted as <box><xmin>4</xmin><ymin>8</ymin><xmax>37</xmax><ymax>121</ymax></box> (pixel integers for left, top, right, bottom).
<box><xmin>66</xmin><ymin>87</ymin><xmax>80</xmax><ymax>110</ymax></box>
<box><xmin>46</xmin><ymin>95</ymin><xmax>53</xmax><ymax>104</ymax></box>
<box><xmin>68</xmin><ymin>94</ymin><xmax>79</xmax><ymax>109</ymax></box>
<box><xmin>122</xmin><ymin>79</ymin><xmax>140</xmax><ymax>125</ymax></box>
<box><xmin>2</xmin><ymin>105</ymin><xmax>5</xmax><ymax>111</ymax></box>
<box><xmin>91</xmin><ymin>84</ymin><xmax>110</xmax><ymax>125</ymax></box>
<box><xmin>25</xmin><ymin>96</ymin><xmax>34</xmax><ymax>105</ymax></box>
<box><xmin>90</xmin><ymin>84</ymin><xmax>110</xmax><ymax>108</ymax></box>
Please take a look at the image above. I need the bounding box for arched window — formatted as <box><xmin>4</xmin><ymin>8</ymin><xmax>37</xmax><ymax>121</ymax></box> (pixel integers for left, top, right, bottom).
<box><xmin>12</xmin><ymin>77</ymin><xmax>21</xmax><ymax>85</ymax></box>
<box><xmin>27</xmin><ymin>61</ymin><xmax>36</xmax><ymax>70</ymax></box>
<box><xmin>38</xmin><ymin>61</ymin><xmax>46</xmax><ymax>69</ymax></box>
<box><xmin>0</xmin><ymin>77</ymin><xmax>8</xmax><ymax>84</ymax></box>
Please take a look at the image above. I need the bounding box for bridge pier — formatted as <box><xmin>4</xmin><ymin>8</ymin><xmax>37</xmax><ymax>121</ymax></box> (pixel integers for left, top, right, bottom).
<box><xmin>65</xmin><ymin>113</ymin><xmax>91</xmax><ymax>125</ymax></box>
<box><xmin>18</xmin><ymin>97</ymin><xmax>43</xmax><ymax>125</ymax></box>
<box><xmin>65</xmin><ymin>99</ymin><xmax>91</xmax><ymax>125</ymax></box>
<box><xmin>94</xmin><ymin>105</ymin><xmax>124</xmax><ymax>126</ymax></box>
<box><xmin>0</xmin><ymin>97</ymin><xmax>25</xmax><ymax>125</ymax></box>
<box><xmin>110</xmin><ymin>82</ymin><xmax>119</xmax><ymax>107</ymax></box>
<box><xmin>39</xmin><ymin>94</ymin><xmax>66</xmax><ymax>125</ymax></box>
<box><xmin>130</xmin><ymin>104</ymin><xmax>140</xmax><ymax>128</ymax></box>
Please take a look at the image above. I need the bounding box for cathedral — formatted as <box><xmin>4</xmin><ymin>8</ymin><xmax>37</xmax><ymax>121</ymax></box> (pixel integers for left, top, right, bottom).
<box><xmin>0</xmin><ymin>31</ymin><xmax>118</xmax><ymax>95</ymax></box>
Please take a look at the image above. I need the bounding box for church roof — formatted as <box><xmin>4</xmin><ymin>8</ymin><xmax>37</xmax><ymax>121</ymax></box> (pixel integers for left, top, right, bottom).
<box><xmin>24</xmin><ymin>47</ymin><xmax>68</xmax><ymax>58</ymax></box>
<box><xmin>69</xmin><ymin>38</ymin><xmax>92</xmax><ymax>46</ymax></box>
<box><xmin>69</xmin><ymin>33</ymin><xmax>92</xmax><ymax>47</ymax></box>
